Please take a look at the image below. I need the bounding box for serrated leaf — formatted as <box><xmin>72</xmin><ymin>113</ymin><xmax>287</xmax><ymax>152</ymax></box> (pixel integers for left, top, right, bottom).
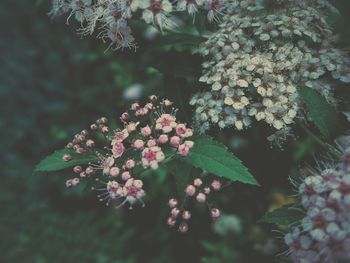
<box><xmin>185</xmin><ymin>135</ymin><xmax>259</xmax><ymax>185</ymax></box>
<box><xmin>259</xmin><ymin>205</ymin><xmax>304</xmax><ymax>225</ymax></box>
<box><xmin>299</xmin><ymin>86</ymin><xmax>340</xmax><ymax>137</ymax></box>
<box><xmin>35</xmin><ymin>148</ymin><xmax>99</xmax><ymax>172</ymax></box>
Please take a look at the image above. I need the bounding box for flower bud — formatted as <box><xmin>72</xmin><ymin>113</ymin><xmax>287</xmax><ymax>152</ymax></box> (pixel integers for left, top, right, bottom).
<box><xmin>158</xmin><ymin>134</ymin><xmax>169</xmax><ymax>144</ymax></box>
<box><xmin>147</xmin><ymin>139</ymin><xmax>157</xmax><ymax>147</ymax></box>
<box><xmin>167</xmin><ymin>217</ymin><xmax>176</xmax><ymax>227</ymax></box>
<box><xmin>90</xmin><ymin>124</ymin><xmax>98</xmax><ymax>130</ymax></box>
<box><xmin>86</xmin><ymin>139</ymin><xmax>95</xmax><ymax>147</ymax></box>
<box><xmin>182</xmin><ymin>211</ymin><xmax>191</xmax><ymax>220</ymax></box>
<box><xmin>171</xmin><ymin>207</ymin><xmax>180</xmax><ymax>218</ymax></box>
<box><xmin>127</xmin><ymin>122</ymin><xmax>138</xmax><ymax>133</ymax></box>
<box><xmin>170</xmin><ymin>136</ymin><xmax>181</xmax><ymax>147</ymax></box>
<box><xmin>204</xmin><ymin>187</ymin><xmax>211</xmax><ymax>194</ymax></box>
<box><xmin>122</xmin><ymin>171</ymin><xmax>131</xmax><ymax>181</ymax></box>
<box><xmin>168</xmin><ymin>198</ymin><xmax>178</xmax><ymax>208</ymax></box>
<box><xmin>66</xmin><ymin>142</ymin><xmax>74</xmax><ymax>149</ymax></box>
<box><xmin>133</xmin><ymin>139</ymin><xmax>144</xmax><ymax>150</ymax></box>
<box><xmin>109</xmin><ymin>167</ymin><xmax>120</xmax><ymax>177</ymax></box>
<box><xmin>101</xmin><ymin>126</ymin><xmax>109</xmax><ymax>134</ymax></box>
<box><xmin>179</xmin><ymin>222</ymin><xmax>189</xmax><ymax>233</ymax></box>
<box><xmin>85</xmin><ymin>166</ymin><xmax>94</xmax><ymax>176</ymax></box>
<box><xmin>141</xmin><ymin>126</ymin><xmax>152</xmax><ymax>137</ymax></box>
<box><xmin>210</xmin><ymin>208</ymin><xmax>220</xmax><ymax>219</ymax></box>
<box><xmin>63</xmin><ymin>154</ymin><xmax>72</xmax><ymax>162</ymax></box>
<box><xmin>124</xmin><ymin>159</ymin><xmax>136</xmax><ymax>170</ymax></box>
<box><xmin>193</xmin><ymin>178</ymin><xmax>202</xmax><ymax>187</ymax></box>
<box><xmin>196</xmin><ymin>193</ymin><xmax>206</xmax><ymax>203</ymax></box>
<box><xmin>185</xmin><ymin>185</ymin><xmax>196</xmax><ymax>196</ymax></box>
<box><xmin>76</xmin><ymin>148</ymin><xmax>84</xmax><ymax>155</ymax></box>
<box><xmin>211</xmin><ymin>180</ymin><xmax>221</xmax><ymax>191</ymax></box>
<box><xmin>73</xmin><ymin>165</ymin><xmax>82</xmax><ymax>173</ymax></box>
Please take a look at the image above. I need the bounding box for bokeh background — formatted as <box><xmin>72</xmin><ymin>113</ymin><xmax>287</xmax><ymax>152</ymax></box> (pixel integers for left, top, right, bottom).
<box><xmin>1</xmin><ymin>1</ymin><xmax>350</xmax><ymax>262</ymax></box>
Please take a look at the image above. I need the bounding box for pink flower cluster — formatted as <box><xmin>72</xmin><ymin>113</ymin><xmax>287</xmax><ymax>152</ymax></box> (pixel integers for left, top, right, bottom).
<box><xmin>167</xmin><ymin>178</ymin><xmax>222</xmax><ymax>233</ymax></box>
<box><xmin>285</xmin><ymin>146</ymin><xmax>350</xmax><ymax>262</ymax></box>
<box><xmin>62</xmin><ymin>96</ymin><xmax>194</xmax><ymax>209</ymax></box>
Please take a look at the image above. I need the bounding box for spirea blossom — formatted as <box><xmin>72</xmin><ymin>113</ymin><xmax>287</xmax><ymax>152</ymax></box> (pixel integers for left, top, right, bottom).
<box><xmin>62</xmin><ymin>95</ymin><xmax>194</xmax><ymax>209</ymax></box>
<box><xmin>190</xmin><ymin>0</ymin><xmax>350</xmax><ymax>140</ymax></box>
<box><xmin>49</xmin><ymin>0</ymin><xmax>229</xmax><ymax>51</ymax></box>
<box><xmin>284</xmin><ymin>136</ymin><xmax>350</xmax><ymax>263</ymax></box>
<box><xmin>167</xmin><ymin>178</ymin><xmax>222</xmax><ymax>232</ymax></box>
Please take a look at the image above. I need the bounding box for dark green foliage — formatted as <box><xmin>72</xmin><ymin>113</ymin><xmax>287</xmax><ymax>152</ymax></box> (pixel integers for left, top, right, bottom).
<box><xmin>259</xmin><ymin>205</ymin><xmax>304</xmax><ymax>226</ymax></box>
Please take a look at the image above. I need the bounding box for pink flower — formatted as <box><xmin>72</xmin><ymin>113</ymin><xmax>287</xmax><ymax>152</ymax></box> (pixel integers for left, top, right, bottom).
<box><xmin>141</xmin><ymin>125</ymin><xmax>152</xmax><ymax>137</ymax></box>
<box><xmin>182</xmin><ymin>211</ymin><xmax>191</xmax><ymax>220</ymax></box>
<box><xmin>114</xmin><ymin>129</ymin><xmax>129</xmax><ymax>142</ymax></box>
<box><xmin>168</xmin><ymin>198</ymin><xmax>178</xmax><ymax>208</ymax></box>
<box><xmin>175</xmin><ymin>124</ymin><xmax>193</xmax><ymax>138</ymax></box>
<box><xmin>158</xmin><ymin>134</ymin><xmax>169</xmax><ymax>144</ymax></box>
<box><xmin>112</xmin><ymin>141</ymin><xmax>125</xmax><ymax>158</ymax></box>
<box><xmin>123</xmin><ymin>179</ymin><xmax>145</xmax><ymax>206</ymax></box>
<box><xmin>141</xmin><ymin>146</ymin><xmax>165</xmax><ymax>169</ymax></box>
<box><xmin>133</xmin><ymin>139</ymin><xmax>145</xmax><ymax>150</ymax></box>
<box><xmin>193</xmin><ymin>178</ymin><xmax>202</xmax><ymax>187</ymax></box>
<box><xmin>135</xmin><ymin>107</ymin><xmax>149</xmax><ymax>116</ymax></box>
<box><xmin>155</xmin><ymin>114</ymin><xmax>177</xmax><ymax>133</ymax></box>
<box><xmin>107</xmin><ymin>181</ymin><xmax>121</xmax><ymax>199</ymax></box>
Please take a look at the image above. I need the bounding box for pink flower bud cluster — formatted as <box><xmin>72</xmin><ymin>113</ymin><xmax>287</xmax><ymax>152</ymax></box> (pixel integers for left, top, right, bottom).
<box><xmin>284</xmin><ymin>148</ymin><xmax>350</xmax><ymax>262</ymax></box>
<box><xmin>62</xmin><ymin>96</ymin><xmax>194</xmax><ymax>210</ymax></box>
<box><xmin>167</xmin><ymin>178</ymin><xmax>222</xmax><ymax>233</ymax></box>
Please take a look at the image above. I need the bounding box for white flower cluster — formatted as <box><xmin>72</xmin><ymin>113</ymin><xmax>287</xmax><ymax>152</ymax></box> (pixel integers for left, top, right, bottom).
<box><xmin>191</xmin><ymin>0</ymin><xmax>350</xmax><ymax>136</ymax></box>
<box><xmin>50</xmin><ymin>0</ymin><xmax>228</xmax><ymax>50</ymax></box>
<box><xmin>284</xmin><ymin>145</ymin><xmax>350</xmax><ymax>262</ymax></box>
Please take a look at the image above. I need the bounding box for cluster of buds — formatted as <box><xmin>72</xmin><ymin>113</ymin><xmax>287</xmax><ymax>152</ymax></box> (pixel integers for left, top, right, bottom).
<box><xmin>284</xmin><ymin>137</ymin><xmax>350</xmax><ymax>262</ymax></box>
<box><xmin>62</xmin><ymin>95</ymin><xmax>194</xmax><ymax>209</ymax></box>
<box><xmin>167</xmin><ymin>178</ymin><xmax>222</xmax><ymax>233</ymax></box>
<box><xmin>191</xmin><ymin>0</ymin><xmax>350</xmax><ymax>142</ymax></box>
<box><xmin>49</xmin><ymin>0</ymin><xmax>229</xmax><ymax>51</ymax></box>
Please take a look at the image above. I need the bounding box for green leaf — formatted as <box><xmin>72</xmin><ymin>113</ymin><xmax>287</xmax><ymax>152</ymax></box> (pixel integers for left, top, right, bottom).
<box><xmin>299</xmin><ymin>86</ymin><xmax>340</xmax><ymax>137</ymax></box>
<box><xmin>185</xmin><ymin>135</ymin><xmax>259</xmax><ymax>185</ymax></box>
<box><xmin>35</xmin><ymin>148</ymin><xmax>99</xmax><ymax>172</ymax></box>
<box><xmin>259</xmin><ymin>205</ymin><xmax>304</xmax><ymax>225</ymax></box>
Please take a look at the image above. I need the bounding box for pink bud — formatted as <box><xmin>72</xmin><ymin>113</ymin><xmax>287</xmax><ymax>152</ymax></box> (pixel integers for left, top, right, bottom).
<box><xmin>73</xmin><ymin>165</ymin><xmax>82</xmax><ymax>173</ymax></box>
<box><xmin>109</xmin><ymin>167</ymin><xmax>120</xmax><ymax>177</ymax></box>
<box><xmin>133</xmin><ymin>139</ymin><xmax>144</xmax><ymax>150</ymax></box>
<box><xmin>141</xmin><ymin>126</ymin><xmax>152</xmax><ymax>137</ymax></box>
<box><xmin>184</xmin><ymin>140</ymin><xmax>194</xmax><ymax>148</ymax></box>
<box><xmin>204</xmin><ymin>187</ymin><xmax>211</xmax><ymax>194</ymax></box>
<box><xmin>147</xmin><ymin>139</ymin><xmax>157</xmax><ymax>147</ymax></box>
<box><xmin>86</xmin><ymin>139</ymin><xmax>95</xmax><ymax>148</ymax></box>
<box><xmin>193</xmin><ymin>178</ymin><xmax>202</xmax><ymax>187</ymax></box>
<box><xmin>178</xmin><ymin>144</ymin><xmax>190</xmax><ymax>157</ymax></box>
<box><xmin>79</xmin><ymin>172</ymin><xmax>86</xmax><ymax>178</ymax></box>
<box><xmin>158</xmin><ymin>134</ymin><xmax>169</xmax><ymax>144</ymax></box>
<box><xmin>131</xmin><ymin>102</ymin><xmax>140</xmax><ymax>111</ymax></box>
<box><xmin>85</xmin><ymin>166</ymin><xmax>94</xmax><ymax>176</ymax></box>
<box><xmin>149</xmin><ymin>95</ymin><xmax>157</xmax><ymax>101</ymax></box>
<box><xmin>196</xmin><ymin>193</ymin><xmax>206</xmax><ymax>203</ymax></box>
<box><xmin>127</xmin><ymin>122</ymin><xmax>138</xmax><ymax>133</ymax></box>
<box><xmin>182</xmin><ymin>211</ymin><xmax>191</xmax><ymax>220</ymax></box>
<box><xmin>163</xmin><ymin>99</ymin><xmax>173</xmax><ymax>107</ymax></box>
<box><xmin>185</xmin><ymin>185</ymin><xmax>196</xmax><ymax>196</ymax></box>
<box><xmin>211</xmin><ymin>180</ymin><xmax>221</xmax><ymax>191</ymax></box>
<box><xmin>101</xmin><ymin>126</ymin><xmax>109</xmax><ymax>133</ymax></box>
<box><xmin>170</xmin><ymin>136</ymin><xmax>181</xmax><ymax>147</ymax></box>
<box><xmin>168</xmin><ymin>198</ymin><xmax>178</xmax><ymax>208</ymax></box>
<box><xmin>120</xmin><ymin>112</ymin><xmax>129</xmax><ymax>122</ymax></box>
<box><xmin>167</xmin><ymin>217</ymin><xmax>176</xmax><ymax>227</ymax></box>
<box><xmin>124</xmin><ymin>159</ymin><xmax>136</xmax><ymax>170</ymax></box>
<box><xmin>210</xmin><ymin>208</ymin><xmax>220</xmax><ymax>219</ymax></box>
<box><xmin>179</xmin><ymin>222</ymin><xmax>189</xmax><ymax>233</ymax></box>
<box><xmin>145</xmin><ymin>103</ymin><xmax>153</xmax><ymax>110</ymax></box>
<box><xmin>171</xmin><ymin>207</ymin><xmax>180</xmax><ymax>218</ymax></box>
<box><xmin>122</xmin><ymin>171</ymin><xmax>131</xmax><ymax>181</ymax></box>
<box><xmin>63</xmin><ymin>154</ymin><xmax>72</xmax><ymax>162</ymax></box>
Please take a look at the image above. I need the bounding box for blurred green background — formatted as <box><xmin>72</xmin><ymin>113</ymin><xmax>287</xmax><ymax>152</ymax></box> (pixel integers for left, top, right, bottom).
<box><xmin>1</xmin><ymin>1</ymin><xmax>350</xmax><ymax>262</ymax></box>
